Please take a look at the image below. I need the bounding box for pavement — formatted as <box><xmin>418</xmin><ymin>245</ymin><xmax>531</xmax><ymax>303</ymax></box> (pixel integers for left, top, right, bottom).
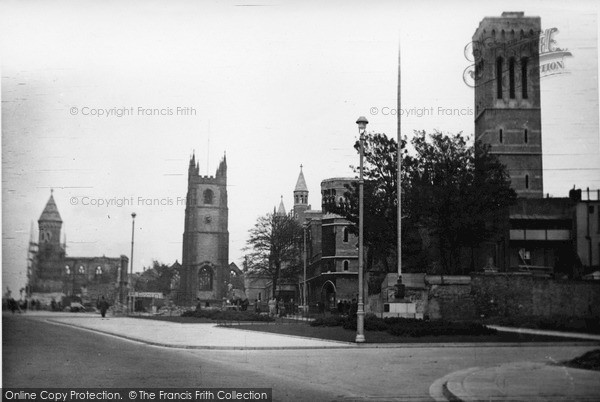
<box><xmin>14</xmin><ymin>311</ymin><xmax>600</xmax><ymax>401</ymax></box>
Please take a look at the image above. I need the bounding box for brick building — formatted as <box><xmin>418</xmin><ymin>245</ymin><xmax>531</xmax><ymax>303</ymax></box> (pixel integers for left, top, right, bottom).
<box><xmin>473</xmin><ymin>11</ymin><xmax>543</xmax><ymax>198</ymax></box>
<box><xmin>293</xmin><ymin>173</ymin><xmax>359</xmax><ymax>311</ymax></box>
<box><xmin>472</xmin><ymin>12</ymin><xmax>597</xmax><ymax>278</ymax></box>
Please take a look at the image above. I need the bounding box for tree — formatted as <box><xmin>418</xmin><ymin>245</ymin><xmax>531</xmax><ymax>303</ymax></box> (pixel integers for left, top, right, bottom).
<box><xmin>328</xmin><ymin>130</ymin><xmax>515</xmax><ymax>275</ymax></box>
<box><xmin>135</xmin><ymin>261</ymin><xmax>176</xmax><ymax>294</ymax></box>
<box><xmin>403</xmin><ymin>130</ymin><xmax>516</xmax><ymax>273</ymax></box>
<box><xmin>243</xmin><ymin>212</ymin><xmax>303</xmax><ymax>298</ymax></box>
<box><xmin>325</xmin><ymin>132</ymin><xmax>412</xmax><ymax>273</ymax></box>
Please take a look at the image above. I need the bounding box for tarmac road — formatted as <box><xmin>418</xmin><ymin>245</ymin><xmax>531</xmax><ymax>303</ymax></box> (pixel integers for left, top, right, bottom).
<box><xmin>3</xmin><ymin>313</ymin><xmax>599</xmax><ymax>401</ymax></box>
<box><xmin>1</xmin><ymin>314</ymin><xmax>341</xmax><ymax>401</ymax></box>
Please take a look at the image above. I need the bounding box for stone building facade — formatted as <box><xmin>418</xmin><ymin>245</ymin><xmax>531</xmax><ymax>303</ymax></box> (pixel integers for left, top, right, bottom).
<box><xmin>473</xmin><ymin>11</ymin><xmax>543</xmax><ymax>198</ymax></box>
<box><xmin>28</xmin><ymin>191</ymin><xmax>129</xmax><ymax>305</ymax></box>
<box><xmin>299</xmin><ymin>175</ymin><xmax>360</xmax><ymax>311</ymax></box>
<box><xmin>177</xmin><ymin>154</ymin><xmax>230</xmax><ymax>305</ymax></box>
<box><xmin>471</xmin><ymin>13</ymin><xmax>598</xmax><ymax>278</ymax></box>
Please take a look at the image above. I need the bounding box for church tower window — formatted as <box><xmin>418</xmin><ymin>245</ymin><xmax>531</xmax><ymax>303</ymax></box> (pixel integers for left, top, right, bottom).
<box><xmin>203</xmin><ymin>189</ymin><xmax>214</xmax><ymax>205</ymax></box>
<box><xmin>198</xmin><ymin>266</ymin><xmax>213</xmax><ymax>291</ymax></box>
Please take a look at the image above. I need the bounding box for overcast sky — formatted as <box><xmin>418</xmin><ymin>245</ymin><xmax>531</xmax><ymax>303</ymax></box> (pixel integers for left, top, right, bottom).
<box><xmin>2</xmin><ymin>0</ymin><xmax>599</xmax><ymax>294</ymax></box>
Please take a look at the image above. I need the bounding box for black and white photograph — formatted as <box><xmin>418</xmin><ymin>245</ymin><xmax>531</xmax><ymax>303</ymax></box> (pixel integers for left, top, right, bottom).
<box><xmin>2</xmin><ymin>0</ymin><xmax>600</xmax><ymax>400</ymax></box>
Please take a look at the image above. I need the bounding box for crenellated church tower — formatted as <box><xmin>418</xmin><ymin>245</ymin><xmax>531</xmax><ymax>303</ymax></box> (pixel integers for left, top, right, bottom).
<box><xmin>179</xmin><ymin>153</ymin><xmax>229</xmax><ymax>305</ymax></box>
<box><xmin>473</xmin><ymin>12</ymin><xmax>543</xmax><ymax>198</ymax></box>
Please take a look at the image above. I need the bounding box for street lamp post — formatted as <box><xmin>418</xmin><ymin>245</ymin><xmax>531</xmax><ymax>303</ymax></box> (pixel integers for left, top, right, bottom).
<box><xmin>303</xmin><ymin>224</ymin><xmax>308</xmax><ymax>316</ymax></box>
<box><xmin>355</xmin><ymin>116</ymin><xmax>368</xmax><ymax>343</ymax></box>
<box><xmin>130</xmin><ymin>212</ymin><xmax>136</xmax><ymax>314</ymax></box>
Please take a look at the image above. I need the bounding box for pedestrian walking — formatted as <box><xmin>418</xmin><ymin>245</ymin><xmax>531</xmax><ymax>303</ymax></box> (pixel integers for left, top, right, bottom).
<box><xmin>99</xmin><ymin>296</ymin><xmax>110</xmax><ymax>318</ymax></box>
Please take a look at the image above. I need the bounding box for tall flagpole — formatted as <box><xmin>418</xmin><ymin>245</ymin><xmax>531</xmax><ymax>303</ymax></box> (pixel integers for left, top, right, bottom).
<box><xmin>397</xmin><ymin>35</ymin><xmax>405</xmax><ymax>299</ymax></box>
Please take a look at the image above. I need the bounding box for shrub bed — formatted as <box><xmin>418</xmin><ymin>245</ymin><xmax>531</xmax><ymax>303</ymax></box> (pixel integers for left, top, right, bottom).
<box><xmin>312</xmin><ymin>314</ymin><xmax>496</xmax><ymax>337</ymax></box>
<box><xmin>181</xmin><ymin>309</ymin><xmax>274</xmax><ymax>322</ymax></box>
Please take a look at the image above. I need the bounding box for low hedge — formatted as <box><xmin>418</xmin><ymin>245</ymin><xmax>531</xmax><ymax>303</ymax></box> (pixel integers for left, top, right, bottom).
<box><xmin>313</xmin><ymin>314</ymin><xmax>496</xmax><ymax>337</ymax></box>
<box><xmin>310</xmin><ymin>316</ymin><xmax>346</xmax><ymax>327</ymax></box>
<box><xmin>181</xmin><ymin>309</ymin><xmax>274</xmax><ymax>322</ymax></box>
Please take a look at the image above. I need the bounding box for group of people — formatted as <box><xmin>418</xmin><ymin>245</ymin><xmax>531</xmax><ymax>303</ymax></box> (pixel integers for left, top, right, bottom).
<box><xmin>337</xmin><ymin>299</ymin><xmax>358</xmax><ymax>317</ymax></box>
<box><xmin>256</xmin><ymin>297</ymin><xmax>297</xmax><ymax>317</ymax></box>
<box><xmin>4</xmin><ymin>297</ymin><xmax>43</xmax><ymax>313</ymax></box>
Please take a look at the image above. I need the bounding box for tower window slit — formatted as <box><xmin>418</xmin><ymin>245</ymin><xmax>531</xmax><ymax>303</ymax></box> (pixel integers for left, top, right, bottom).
<box><xmin>496</xmin><ymin>57</ymin><xmax>503</xmax><ymax>99</ymax></box>
<box><xmin>509</xmin><ymin>58</ymin><xmax>515</xmax><ymax>99</ymax></box>
<box><xmin>521</xmin><ymin>58</ymin><xmax>528</xmax><ymax>99</ymax></box>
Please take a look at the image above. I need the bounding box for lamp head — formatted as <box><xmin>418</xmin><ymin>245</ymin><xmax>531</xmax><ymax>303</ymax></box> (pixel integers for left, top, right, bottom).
<box><xmin>131</xmin><ymin>212</ymin><xmax>137</xmax><ymax>219</ymax></box>
<box><xmin>356</xmin><ymin>116</ymin><xmax>369</xmax><ymax>134</ymax></box>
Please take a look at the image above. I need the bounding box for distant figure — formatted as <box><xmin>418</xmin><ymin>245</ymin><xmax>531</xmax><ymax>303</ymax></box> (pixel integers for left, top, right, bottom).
<box><xmin>278</xmin><ymin>298</ymin><xmax>285</xmax><ymax>317</ymax></box>
<box><xmin>343</xmin><ymin>300</ymin><xmax>350</xmax><ymax>315</ymax></box>
<box><xmin>195</xmin><ymin>297</ymin><xmax>202</xmax><ymax>312</ymax></box>
<box><xmin>349</xmin><ymin>299</ymin><xmax>358</xmax><ymax>318</ymax></box>
<box><xmin>8</xmin><ymin>298</ymin><xmax>17</xmax><ymax>314</ymax></box>
<box><xmin>268</xmin><ymin>297</ymin><xmax>276</xmax><ymax>317</ymax></box>
<box><xmin>99</xmin><ymin>296</ymin><xmax>109</xmax><ymax>318</ymax></box>
<box><xmin>254</xmin><ymin>299</ymin><xmax>261</xmax><ymax>314</ymax></box>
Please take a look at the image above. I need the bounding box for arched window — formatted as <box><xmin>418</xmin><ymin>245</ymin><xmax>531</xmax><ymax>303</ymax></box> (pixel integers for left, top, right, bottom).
<box><xmin>509</xmin><ymin>58</ymin><xmax>515</xmax><ymax>99</ymax></box>
<box><xmin>198</xmin><ymin>266</ymin><xmax>213</xmax><ymax>291</ymax></box>
<box><xmin>78</xmin><ymin>265</ymin><xmax>85</xmax><ymax>274</ymax></box>
<box><xmin>343</xmin><ymin>261</ymin><xmax>349</xmax><ymax>271</ymax></box>
<box><xmin>95</xmin><ymin>266</ymin><xmax>102</xmax><ymax>275</ymax></box>
<box><xmin>343</xmin><ymin>227</ymin><xmax>349</xmax><ymax>243</ymax></box>
<box><xmin>525</xmin><ymin>174</ymin><xmax>530</xmax><ymax>189</ymax></box>
<box><xmin>521</xmin><ymin>57</ymin><xmax>528</xmax><ymax>99</ymax></box>
<box><xmin>203</xmin><ymin>189</ymin><xmax>214</xmax><ymax>204</ymax></box>
<box><xmin>496</xmin><ymin>57</ymin><xmax>503</xmax><ymax>99</ymax></box>
<box><xmin>65</xmin><ymin>265</ymin><xmax>71</xmax><ymax>275</ymax></box>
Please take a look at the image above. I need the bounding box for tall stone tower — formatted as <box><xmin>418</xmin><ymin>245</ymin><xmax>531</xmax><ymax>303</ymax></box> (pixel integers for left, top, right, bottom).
<box><xmin>180</xmin><ymin>153</ymin><xmax>229</xmax><ymax>305</ymax></box>
<box><xmin>473</xmin><ymin>12</ymin><xmax>543</xmax><ymax>198</ymax></box>
<box><xmin>293</xmin><ymin>165</ymin><xmax>309</xmax><ymax>222</ymax></box>
<box><xmin>33</xmin><ymin>190</ymin><xmax>66</xmax><ymax>291</ymax></box>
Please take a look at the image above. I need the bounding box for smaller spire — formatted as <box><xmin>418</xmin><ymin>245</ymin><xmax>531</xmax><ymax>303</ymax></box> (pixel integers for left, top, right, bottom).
<box><xmin>277</xmin><ymin>196</ymin><xmax>286</xmax><ymax>216</ymax></box>
<box><xmin>39</xmin><ymin>190</ymin><xmax>62</xmax><ymax>223</ymax></box>
<box><xmin>294</xmin><ymin>165</ymin><xmax>308</xmax><ymax>192</ymax></box>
